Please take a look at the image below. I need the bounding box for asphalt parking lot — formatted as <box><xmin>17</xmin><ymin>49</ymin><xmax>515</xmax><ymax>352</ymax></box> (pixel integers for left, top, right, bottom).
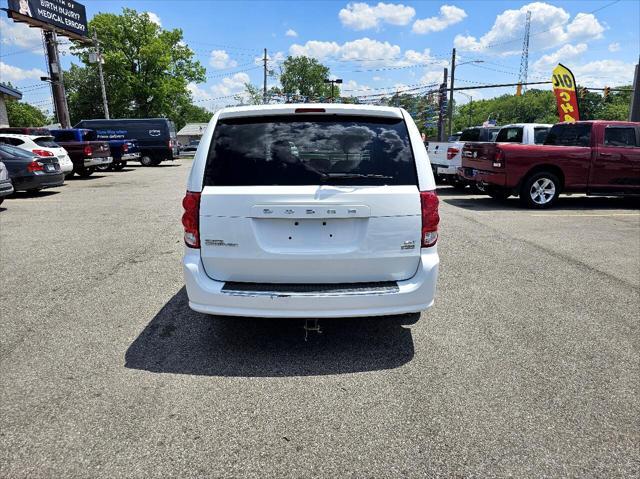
<box><xmin>1</xmin><ymin>160</ymin><xmax>638</xmax><ymax>477</ymax></box>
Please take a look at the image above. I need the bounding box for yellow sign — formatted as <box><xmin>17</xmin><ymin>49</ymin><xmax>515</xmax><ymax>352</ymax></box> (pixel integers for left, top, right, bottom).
<box><xmin>551</xmin><ymin>64</ymin><xmax>580</xmax><ymax>122</ymax></box>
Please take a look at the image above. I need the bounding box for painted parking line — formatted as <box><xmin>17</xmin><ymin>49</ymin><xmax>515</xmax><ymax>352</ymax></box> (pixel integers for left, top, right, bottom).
<box><xmin>531</xmin><ymin>213</ymin><xmax>640</xmax><ymax>217</ymax></box>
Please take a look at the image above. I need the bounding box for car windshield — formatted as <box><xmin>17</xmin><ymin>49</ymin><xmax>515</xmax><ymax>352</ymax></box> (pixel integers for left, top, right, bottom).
<box><xmin>203</xmin><ymin>115</ymin><xmax>417</xmax><ymax>186</ymax></box>
<box><xmin>0</xmin><ymin>143</ymin><xmax>37</xmax><ymax>159</ymax></box>
<box><xmin>34</xmin><ymin>137</ymin><xmax>60</xmax><ymax>148</ymax></box>
<box><xmin>496</xmin><ymin>127</ymin><xmax>524</xmax><ymax>143</ymax></box>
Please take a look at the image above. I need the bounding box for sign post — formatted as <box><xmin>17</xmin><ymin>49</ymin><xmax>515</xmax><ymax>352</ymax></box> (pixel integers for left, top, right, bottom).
<box><xmin>552</xmin><ymin>64</ymin><xmax>580</xmax><ymax>123</ymax></box>
<box><xmin>4</xmin><ymin>0</ymin><xmax>89</xmax><ymax>127</ymax></box>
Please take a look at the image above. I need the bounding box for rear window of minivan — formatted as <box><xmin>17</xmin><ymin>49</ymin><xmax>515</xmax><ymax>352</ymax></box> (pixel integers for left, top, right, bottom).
<box><xmin>203</xmin><ymin>115</ymin><xmax>417</xmax><ymax>186</ymax></box>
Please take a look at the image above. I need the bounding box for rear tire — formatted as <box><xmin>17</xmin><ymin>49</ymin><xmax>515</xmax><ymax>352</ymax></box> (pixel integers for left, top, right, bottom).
<box><xmin>96</xmin><ymin>163</ymin><xmax>112</xmax><ymax>172</ymax></box>
<box><xmin>150</xmin><ymin>158</ymin><xmax>162</xmax><ymax>166</ymax></box>
<box><xmin>140</xmin><ymin>155</ymin><xmax>153</xmax><ymax>166</ymax></box>
<box><xmin>0</xmin><ymin>198</ymin><xmax>4</xmax><ymax>206</ymax></box>
<box><xmin>65</xmin><ymin>171</ymin><xmax>75</xmax><ymax>179</ymax></box>
<box><xmin>519</xmin><ymin>171</ymin><xmax>560</xmax><ymax>209</ymax></box>
<box><xmin>113</xmin><ymin>161</ymin><xmax>126</xmax><ymax>171</ymax></box>
<box><xmin>76</xmin><ymin>166</ymin><xmax>95</xmax><ymax>178</ymax></box>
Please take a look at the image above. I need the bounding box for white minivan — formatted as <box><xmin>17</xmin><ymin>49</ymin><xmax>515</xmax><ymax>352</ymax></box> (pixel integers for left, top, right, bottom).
<box><xmin>182</xmin><ymin>104</ymin><xmax>439</xmax><ymax>318</ymax></box>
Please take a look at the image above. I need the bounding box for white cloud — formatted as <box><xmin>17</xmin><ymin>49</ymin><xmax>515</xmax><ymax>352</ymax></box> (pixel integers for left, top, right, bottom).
<box><xmin>285</xmin><ymin>29</ymin><xmax>298</xmax><ymax>37</ymax></box>
<box><xmin>532</xmin><ymin>43</ymin><xmax>587</xmax><ymax>71</ymax></box>
<box><xmin>339</xmin><ymin>2</ymin><xmax>415</xmax><ymax>30</ymax></box>
<box><xmin>608</xmin><ymin>42</ymin><xmax>620</xmax><ymax>52</ymax></box>
<box><xmin>343</xmin><ymin>79</ymin><xmax>373</xmax><ymax>95</ymax></box>
<box><xmin>0</xmin><ymin>18</ymin><xmax>42</xmax><ymax>52</ymax></box>
<box><xmin>289</xmin><ymin>38</ymin><xmax>446</xmax><ymax>68</ymax></box>
<box><xmin>146</xmin><ymin>12</ymin><xmax>162</xmax><ymax>26</ymax></box>
<box><xmin>210</xmin><ymin>72</ymin><xmax>251</xmax><ymax>97</ymax></box>
<box><xmin>570</xmin><ymin>60</ymin><xmax>635</xmax><ymax>88</ymax></box>
<box><xmin>453</xmin><ymin>2</ymin><xmax>605</xmax><ymax>56</ymax></box>
<box><xmin>209</xmin><ymin>50</ymin><xmax>238</xmax><ymax>70</ymax></box>
<box><xmin>0</xmin><ymin>62</ymin><xmax>47</xmax><ymax>82</ymax></box>
<box><xmin>420</xmin><ymin>69</ymin><xmax>446</xmax><ymax>85</ymax></box>
<box><xmin>412</xmin><ymin>5</ymin><xmax>467</xmax><ymax>34</ymax></box>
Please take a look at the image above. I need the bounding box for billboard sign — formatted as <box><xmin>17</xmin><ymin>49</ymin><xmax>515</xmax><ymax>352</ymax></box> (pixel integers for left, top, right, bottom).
<box><xmin>7</xmin><ymin>0</ymin><xmax>88</xmax><ymax>38</ymax></box>
<box><xmin>552</xmin><ymin>64</ymin><xmax>580</xmax><ymax>123</ymax></box>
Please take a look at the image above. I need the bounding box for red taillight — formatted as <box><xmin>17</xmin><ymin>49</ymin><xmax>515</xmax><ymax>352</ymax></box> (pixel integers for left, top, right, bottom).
<box><xmin>493</xmin><ymin>148</ymin><xmax>505</xmax><ymax>168</ymax></box>
<box><xmin>446</xmin><ymin>147</ymin><xmax>459</xmax><ymax>160</ymax></box>
<box><xmin>32</xmin><ymin>149</ymin><xmax>54</xmax><ymax>157</ymax></box>
<box><xmin>420</xmin><ymin>190</ymin><xmax>439</xmax><ymax>248</ymax></box>
<box><xmin>27</xmin><ymin>160</ymin><xmax>44</xmax><ymax>172</ymax></box>
<box><xmin>182</xmin><ymin>191</ymin><xmax>201</xmax><ymax>248</ymax></box>
<box><xmin>168</xmin><ymin>139</ymin><xmax>174</xmax><ymax>148</ymax></box>
<box><xmin>122</xmin><ymin>143</ymin><xmax>128</xmax><ymax>153</ymax></box>
<box><xmin>83</xmin><ymin>145</ymin><xmax>93</xmax><ymax>156</ymax></box>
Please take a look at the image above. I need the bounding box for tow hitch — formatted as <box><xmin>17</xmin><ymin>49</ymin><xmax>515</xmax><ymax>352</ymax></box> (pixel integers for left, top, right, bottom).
<box><xmin>303</xmin><ymin>318</ymin><xmax>322</xmax><ymax>341</ymax></box>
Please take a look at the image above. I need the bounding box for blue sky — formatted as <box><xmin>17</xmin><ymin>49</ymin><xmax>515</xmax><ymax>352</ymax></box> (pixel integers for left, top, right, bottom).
<box><xmin>1</xmin><ymin>0</ymin><xmax>638</xmax><ymax>114</ymax></box>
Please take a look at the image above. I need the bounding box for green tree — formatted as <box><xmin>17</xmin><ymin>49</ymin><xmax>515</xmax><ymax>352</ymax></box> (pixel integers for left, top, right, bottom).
<box><xmin>6</xmin><ymin>100</ymin><xmax>50</xmax><ymax>127</ymax></box>
<box><xmin>236</xmin><ymin>83</ymin><xmax>281</xmax><ymax>105</ymax></box>
<box><xmin>279</xmin><ymin>56</ymin><xmax>335</xmax><ymax>100</ymax></box>
<box><xmin>66</xmin><ymin>8</ymin><xmax>205</xmax><ymax>124</ymax></box>
<box><xmin>174</xmin><ymin>102</ymin><xmax>213</xmax><ymax>130</ymax></box>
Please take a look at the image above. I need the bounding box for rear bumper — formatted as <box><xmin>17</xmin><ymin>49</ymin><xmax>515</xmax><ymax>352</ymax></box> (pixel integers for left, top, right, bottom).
<box><xmin>84</xmin><ymin>156</ymin><xmax>112</xmax><ymax>167</ymax></box>
<box><xmin>436</xmin><ymin>165</ymin><xmax>458</xmax><ymax>176</ymax></box>
<box><xmin>458</xmin><ymin>167</ymin><xmax>507</xmax><ymax>187</ymax></box>
<box><xmin>0</xmin><ymin>179</ymin><xmax>14</xmax><ymax>197</ymax></box>
<box><xmin>121</xmin><ymin>153</ymin><xmax>140</xmax><ymax>161</ymax></box>
<box><xmin>12</xmin><ymin>173</ymin><xmax>64</xmax><ymax>191</ymax></box>
<box><xmin>183</xmin><ymin>248</ymin><xmax>439</xmax><ymax>318</ymax></box>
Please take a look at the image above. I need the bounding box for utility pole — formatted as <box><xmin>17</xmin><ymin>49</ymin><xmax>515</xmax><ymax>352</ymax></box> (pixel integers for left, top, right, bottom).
<box><xmin>93</xmin><ymin>31</ymin><xmax>110</xmax><ymax>119</ymax></box>
<box><xmin>43</xmin><ymin>30</ymin><xmax>70</xmax><ymax>128</ymax></box>
<box><xmin>630</xmin><ymin>58</ymin><xmax>640</xmax><ymax>122</ymax></box>
<box><xmin>263</xmin><ymin>48</ymin><xmax>268</xmax><ymax>104</ymax></box>
<box><xmin>323</xmin><ymin>78</ymin><xmax>343</xmax><ymax>102</ymax></box>
<box><xmin>437</xmin><ymin>67</ymin><xmax>448</xmax><ymax>142</ymax></box>
<box><xmin>447</xmin><ymin>48</ymin><xmax>456</xmax><ymax>136</ymax></box>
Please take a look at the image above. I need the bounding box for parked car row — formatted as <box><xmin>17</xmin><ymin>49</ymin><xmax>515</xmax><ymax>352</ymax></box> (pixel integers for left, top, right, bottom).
<box><xmin>0</xmin><ymin>117</ymin><xmax>179</xmax><ymax>208</ymax></box>
<box><xmin>428</xmin><ymin>120</ymin><xmax>639</xmax><ymax>208</ymax></box>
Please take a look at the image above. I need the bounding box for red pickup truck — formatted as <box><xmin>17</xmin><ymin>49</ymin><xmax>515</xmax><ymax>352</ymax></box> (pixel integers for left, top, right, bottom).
<box><xmin>459</xmin><ymin>120</ymin><xmax>640</xmax><ymax>208</ymax></box>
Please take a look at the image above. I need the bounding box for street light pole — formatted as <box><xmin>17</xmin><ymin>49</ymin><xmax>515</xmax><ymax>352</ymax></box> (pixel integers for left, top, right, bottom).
<box><xmin>323</xmin><ymin>78</ymin><xmax>343</xmax><ymax>102</ymax></box>
<box><xmin>93</xmin><ymin>31</ymin><xmax>110</xmax><ymax>119</ymax></box>
<box><xmin>448</xmin><ymin>56</ymin><xmax>484</xmax><ymax>136</ymax></box>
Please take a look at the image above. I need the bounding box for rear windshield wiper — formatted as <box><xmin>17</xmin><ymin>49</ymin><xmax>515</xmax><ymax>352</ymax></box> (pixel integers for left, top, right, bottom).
<box><xmin>322</xmin><ymin>173</ymin><xmax>394</xmax><ymax>179</ymax></box>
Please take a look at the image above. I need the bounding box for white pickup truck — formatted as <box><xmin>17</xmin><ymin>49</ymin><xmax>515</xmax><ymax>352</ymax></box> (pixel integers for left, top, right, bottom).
<box><xmin>427</xmin><ymin>126</ymin><xmax>500</xmax><ymax>188</ymax></box>
<box><xmin>427</xmin><ymin>123</ymin><xmax>552</xmax><ymax>188</ymax></box>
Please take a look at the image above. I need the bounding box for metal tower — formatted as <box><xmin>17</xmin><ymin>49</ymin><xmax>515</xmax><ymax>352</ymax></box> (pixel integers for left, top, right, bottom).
<box><xmin>518</xmin><ymin>11</ymin><xmax>531</xmax><ymax>94</ymax></box>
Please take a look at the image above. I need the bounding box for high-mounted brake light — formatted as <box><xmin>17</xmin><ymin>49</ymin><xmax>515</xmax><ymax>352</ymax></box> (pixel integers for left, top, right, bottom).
<box><xmin>32</xmin><ymin>149</ymin><xmax>54</xmax><ymax>157</ymax></box>
<box><xmin>182</xmin><ymin>191</ymin><xmax>201</xmax><ymax>248</ymax></box>
<box><xmin>122</xmin><ymin>143</ymin><xmax>129</xmax><ymax>153</ymax></box>
<box><xmin>446</xmin><ymin>147</ymin><xmax>459</xmax><ymax>160</ymax></box>
<box><xmin>83</xmin><ymin>145</ymin><xmax>93</xmax><ymax>156</ymax></box>
<box><xmin>294</xmin><ymin>108</ymin><xmax>326</xmax><ymax>113</ymax></box>
<box><xmin>27</xmin><ymin>160</ymin><xmax>45</xmax><ymax>173</ymax></box>
<box><xmin>420</xmin><ymin>190</ymin><xmax>439</xmax><ymax>248</ymax></box>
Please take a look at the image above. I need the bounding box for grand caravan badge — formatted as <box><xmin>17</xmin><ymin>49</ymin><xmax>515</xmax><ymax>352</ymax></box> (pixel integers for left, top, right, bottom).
<box><xmin>205</xmin><ymin>239</ymin><xmax>238</xmax><ymax>247</ymax></box>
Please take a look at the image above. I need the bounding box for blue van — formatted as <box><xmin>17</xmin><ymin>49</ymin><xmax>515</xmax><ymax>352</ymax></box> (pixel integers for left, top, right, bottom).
<box><xmin>74</xmin><ymin>118</ymin><xmax>178</xmax><ymax>166</ymax></box>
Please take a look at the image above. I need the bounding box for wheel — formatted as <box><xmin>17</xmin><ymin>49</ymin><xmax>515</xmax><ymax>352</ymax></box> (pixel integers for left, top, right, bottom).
<box><xmin>65</xmin><ymin>171</ymin><xmax>75</xmax><ymax>179</ymax></box>
<box><xmin>519</xmin><ymin>171</ymin><xmax>560</xmax><ymax>208</ymax></box>
<box><xmin>140</xmin><ymin>155</ymin><xmax>153</xmax><ymax>166</ymax></box>
<box><xmin>471</xmin><ymin>182</ymin><xmax>486</xmax><ymax>194</ymax></box>
<box><xmin>150</xmin><ymin>158</ymin><xmax>162</xmax><ymax>166</ymax></box>
<box><xmin>486</xmin><ymin>187</ymin><xmax>511</xmax><ymax>201</ymax></box>
<box><xmin>76</xmin><ymin>166</ymin><xmax>96</xmax><ymax>178</ymax></box>
<box><xmin>112</xmin><ymin>161</ymin><xmax>126</xmax><ymax>171</ymax></box>
<box><xmin>0</xmin><ymin>197</ymin><xmax>4</xmax><ymax>206</ymax></box>
<box><xmin>96</xmin><ymin>163</ymin><xmax>112</xmax><ymax>172</ymax></box>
